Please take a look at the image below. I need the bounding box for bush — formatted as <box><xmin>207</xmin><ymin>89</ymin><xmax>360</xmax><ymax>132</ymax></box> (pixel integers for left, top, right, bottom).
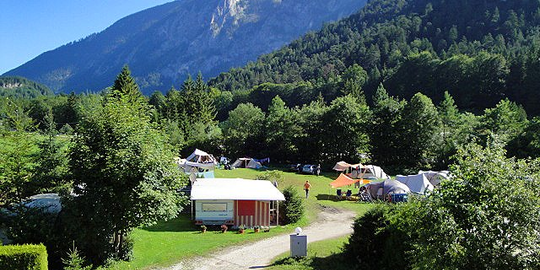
<box><xmin>344</xmin><ymin>204</ymin><xmax>410</xmax><ymax>270</ymax></box>
<box><xmin>0</xmin><ymin>244</ymin><xmax>48</xmax><ymax>270</ymax></box>
<box><xmin>280</xmin><ymin>186</ymin><xmax>304</xmax><ymax>224</ymax></box>
<box><xmin>62</xmin><ymin>246</ymin><xmax>92</xmax><ymax>270</ymax></box>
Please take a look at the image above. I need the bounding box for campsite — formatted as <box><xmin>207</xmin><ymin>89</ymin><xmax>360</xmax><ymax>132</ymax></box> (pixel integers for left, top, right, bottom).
<box><xmin>4</xmin><ymin>0</ymin><xmax>540</xmax><ymax>269</ymax></box>
<box><xmin>101</xmin><ymin>155</ymin><xmax>451</xmax><ymax>269</ymax></box>
<box><xmin>102</xmin><ymin>167</ymin><xmax>374</xmax><ymax>270</ymax></box>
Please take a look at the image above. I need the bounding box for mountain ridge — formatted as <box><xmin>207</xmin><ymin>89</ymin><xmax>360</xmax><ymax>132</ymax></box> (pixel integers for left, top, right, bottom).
<box><xmin>4</xmin><ymin>0</ymin><xmax>367</xmax><ymax>95</ymax></box>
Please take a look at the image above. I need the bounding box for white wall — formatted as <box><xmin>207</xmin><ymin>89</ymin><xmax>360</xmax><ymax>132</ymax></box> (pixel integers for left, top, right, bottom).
<box><xmin>195</xmin><ymin>200</ymin><xmax>234</xmax><ymax>223</ymax></box>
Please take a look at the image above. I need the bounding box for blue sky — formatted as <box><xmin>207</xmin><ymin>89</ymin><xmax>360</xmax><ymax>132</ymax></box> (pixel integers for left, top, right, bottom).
<box><xmin>0</xmin><ymin>0</ymin><xmax>174</xmax><ymax>74</ymax></box>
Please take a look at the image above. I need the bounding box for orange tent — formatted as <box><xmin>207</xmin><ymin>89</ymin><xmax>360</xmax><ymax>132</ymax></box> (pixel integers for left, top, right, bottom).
<box><xmin>330</xmin><ymin>174</ymin><xmax>371</xmax><ymax>188</ymax></box>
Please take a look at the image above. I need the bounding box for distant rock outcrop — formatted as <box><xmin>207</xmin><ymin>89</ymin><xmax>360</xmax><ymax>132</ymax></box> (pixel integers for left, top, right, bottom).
<box><xmin>4</xmin><ymin>0</ymin><xmax>366</xmax><ymax>94</ymax></box>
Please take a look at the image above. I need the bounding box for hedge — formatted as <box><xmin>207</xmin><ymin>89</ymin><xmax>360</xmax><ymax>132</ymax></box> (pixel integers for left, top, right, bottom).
<box><xmin>0</xmin><ymin>244</ymin><xmax>48</xmax><ymax>270</ymax></box>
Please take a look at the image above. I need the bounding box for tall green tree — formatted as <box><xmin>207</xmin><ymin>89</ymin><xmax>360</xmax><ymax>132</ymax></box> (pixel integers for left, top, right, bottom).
<box><xmin>295</xmin><ymin>98</ymin><xmax>329</xmax><ymax>163</ymax></box>
<box><xmin>265</xmin><ymin>96</ymin><xmax>301</xmax><ymax>162</ymax></box>
<box><xmin>399</xmin><ymin>92</ymin><xmax>440</xmax><ymax>171</ymax></box>
<box><xmin>479</xmin><ymin>99</ymin><xmax>527</xmax><ymax>146</ymax></box>
<box><xmin>341</xmin><ymin>64</ymin><xmax>368</xmax><ymax>103</ymax></box>
<box><xmin>109</xmin><ymin>65</ymin><xmax>144</xmax><ymax>105</ymax></box>
<box><xmin>436</xmin><ymin>91</ymin><xmax>461</xmax><ymax>167</ymax></box>
<box><xmin>370</xmin><ymin>84</ymin><xmax>406</xmax><ymax>172</ymax></box>
<box><xmin>66</xmin><ymin>68</ymin><xmax>186</xmax><ymax>265</ymax></box>
<box><xmin>221</xmin><ymin>103</ymin><xmax>266</xmax><ymax>158</ymax></box>
<box><xmin>31</xmin><ymin>109</ymin><xmax>68</xmax><ymax>194</ymax></box>
<box><xmin>0</xmin><ymin>99</ymin><xmax>38</xmax><ymax>206</ymax></box>
<box><xmin>322</xmin><ymin>94</ymin><xmax>371</xmax><ymax>163</ymax></box>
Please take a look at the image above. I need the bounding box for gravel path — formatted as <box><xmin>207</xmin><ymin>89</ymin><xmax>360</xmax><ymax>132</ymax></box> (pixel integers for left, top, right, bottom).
<box><xmin>159</xmin><ymin>206</ymin><xmax>355</xmax><ymax>270</ymax></box>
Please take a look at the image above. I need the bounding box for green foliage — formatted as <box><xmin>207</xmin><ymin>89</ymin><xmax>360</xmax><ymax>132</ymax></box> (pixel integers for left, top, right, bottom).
<box><xmin>341</xmin><ymin>64</ymin><xmax>368</xmax><ymax>103</ymax></box>
<box><xmin>62</xmin><ymin>246</ymin><xmax>92</xmax><ymax>270</ymax></box>
<box><xmin>399</xmin><ymin>92</ymin><xmax>440</xmax><ymax>171</ymax></box>
<box><xmin>346</xmin><ymin>144</ymin><xmax>540</xmax><ymax>270</ymax></box>
<box><xmin>479</xmin><ymin>99</ymin><xmax>528</xmax><ymax>145</ymax></box>
<box><xmin>0</xmin><ymin>244</ymin><xmax>48</xmax><ymax>270</ymax></box>
<box><xmin>392</xmin><ymin>144</ymin><xmax>540</xmax><ymax>270</ymax></box>
<box><xmin>321</xmin><ymin>95</ymin><xmax>371</xmax><ymax>164</ymax></box>
<box><xmin>294</xmin><ymin>98</ymin><xmax>329</xmax><ymax>163</ymax></box>
<box><xmin>280</xmin><ymin>186</ymin><xmax>304</xmax><ymax>224</ymax></box>
<box><xmin>256</xmin><ymin>170</ymin><xmax>283</xmax><ymax>182</ymax></box>
<box><xmin>109</xmin><ymin>65</ymin><xmax>145</xmax><ymax>105</ymax></box>
<box><xmin>507</xmin><ymin>117</ymin><xmax>540</xmax><ymax>158</ymax></box>
<box><xmin>0</xmin><ymin>76</ymin><xmax>53</xmax><ymax>98</ymax></box>
<box><xmin>344</xmin><ymin>205</ymin><xmax>409</xmax><ymax>270</ymax></box>
<box><xmin>157</xmin><ymin>74</ymin><xmax>219</xmax><ymax>153</ymax></box>
<box><xmin>31</xmin><ymin>110</ymin><xmax>69</xmax><ymax>194</ymax></box>
<box><xmin>369</xmin><ymin>84</ymin><xmax>407</xmax><ymax>172</ymax></box>
<box><xmin>210</xmin><ymin>0</ymin><xmax>540</xmax><ymax>115</ymax></box>
<box><xmin>265</xmin><ymin>96</ymin><xmax>301</xmax><ymax>163</ymax></box>
<box><xmin>0</xmin><ymin>114</ymin><xmax>39</xmax><ymax>205</ymax></box>
<box><xmin>65</xmin><ymin>67</ymin><xmax>187</xmax><ymax>265</ymax></box>
<box><xmin>221</xmin><ymin>103</ymin><xmax>266</xmax><ymax>157</ymax></box>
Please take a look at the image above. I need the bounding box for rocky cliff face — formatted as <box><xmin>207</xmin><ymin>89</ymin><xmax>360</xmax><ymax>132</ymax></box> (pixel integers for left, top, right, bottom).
<box><xmin>4</xmin><ymin>0</ymin><xmax>366</xmax><ymax>94</ymax></box>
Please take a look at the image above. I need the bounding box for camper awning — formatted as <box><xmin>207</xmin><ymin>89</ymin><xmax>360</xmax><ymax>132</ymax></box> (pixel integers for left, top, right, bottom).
<box><xmin>330</xmin><ymin>174</ymin><xmax>370</xmax><ymax>188</ymax></box>
<box><xmin>191</xmin><ymin>178</ymin><xmax>285</xmax><ymax>201</ymax></box>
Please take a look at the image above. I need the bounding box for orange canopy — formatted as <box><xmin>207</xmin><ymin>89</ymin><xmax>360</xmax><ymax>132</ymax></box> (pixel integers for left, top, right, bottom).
<box><xmin>330</xmin><ymin>174</ymin><xmax>371</xmax><ymax>188</ymax></box>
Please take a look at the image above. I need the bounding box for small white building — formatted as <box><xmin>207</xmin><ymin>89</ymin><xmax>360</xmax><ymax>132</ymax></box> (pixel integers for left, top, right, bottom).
<box><xmin>190</xmin><ymin>178</ymin><xmax>285</xmax><ymax>227</ymax></box>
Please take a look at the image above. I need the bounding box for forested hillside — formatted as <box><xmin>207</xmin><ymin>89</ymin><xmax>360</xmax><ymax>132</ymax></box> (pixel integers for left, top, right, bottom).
<box><xmin>210</xmin><ymin>0</ymin><xmax>540</xmax><ymax>115</ymax></box>
<box><xmin>0</xmin><ymin>76</ymin><xmax>53</xmax><ymax>98</ymax></box>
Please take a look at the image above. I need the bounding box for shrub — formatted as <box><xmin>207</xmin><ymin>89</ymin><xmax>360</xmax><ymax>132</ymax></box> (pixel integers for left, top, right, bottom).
<box><xmin>344</xmin><ymin>204</ymin><xmax>410</xmax><ymax>270</ymax></box>
<box><xmin>0</xmin><ymin>244</ymin><xmax>48</xmax><ymax>270</ymax></box>
<box><xmin>279</xmin><ymin>186</ymin><xmax>304</xmax><ymax>224</ymax></box>
<box><xmin>62</xmin><ymin>246</ymin><xmax>92</xmax><ymax>270</ymax></box>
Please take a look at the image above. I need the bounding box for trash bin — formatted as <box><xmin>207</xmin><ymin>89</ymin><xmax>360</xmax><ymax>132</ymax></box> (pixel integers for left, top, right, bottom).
<box><xmin>290</xmin><ymin>234</ymin><xmax>307</xmax><ymax>257</ymax></box>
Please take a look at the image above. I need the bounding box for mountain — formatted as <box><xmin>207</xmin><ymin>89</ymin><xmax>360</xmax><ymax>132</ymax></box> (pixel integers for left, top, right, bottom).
<box><xmin>3</xmin><ymin>0</ymin><xmax>367</xmax><ymax>95</ymax></box>
<box><xmin>209</xmin><ymin>0</ymin><xmax>540</xmax><ymax>115</ymax></box>
<box><xmin>0</xmin><ymin>76</ymin><xmax>53</xmax><ymax>98</ymax></box>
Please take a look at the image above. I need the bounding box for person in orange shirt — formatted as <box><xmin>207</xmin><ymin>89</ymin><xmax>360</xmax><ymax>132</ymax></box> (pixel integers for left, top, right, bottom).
<box><xmin>304</xmin><ymin>180</ymin><xmax>312</xmax><ymax>198</ymax></box>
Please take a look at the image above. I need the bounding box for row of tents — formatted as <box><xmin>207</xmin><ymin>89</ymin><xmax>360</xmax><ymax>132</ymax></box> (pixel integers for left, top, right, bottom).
<box><xmin>330</xmin><ymin>161</ymin><xmax>450</xmax><ymax>200</ymax></box>
<box><xmin>176</xmin><ymin>149</ymin><xmax>270</xmax><ymax>182</ymax></box>
<box><xmin>177</xmin><ymin>150</ymin><xmax>450</xmax><ymax>200</ymax></box>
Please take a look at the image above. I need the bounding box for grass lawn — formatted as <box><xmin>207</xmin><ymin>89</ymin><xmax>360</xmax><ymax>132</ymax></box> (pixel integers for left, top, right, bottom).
<box><xmin>104</xmin><ymin>168</ymin><xmax>372</xmax><ymax>269</ymax></box>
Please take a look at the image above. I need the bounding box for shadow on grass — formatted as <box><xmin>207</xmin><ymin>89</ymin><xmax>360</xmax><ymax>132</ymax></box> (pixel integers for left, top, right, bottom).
<box><xmin>141</xmin><ymin>213</ymin><xmax>198</xmax><ymax>232</ymax></box>
<box><xmin>272</xmin><ymin>253</ymin><xmax>350</xmax><ymax>270</ymax></box>
<box><xmin>315</xmin><ymin>194</ymin><xmax>342</xmax><ymax>202</ymax></box>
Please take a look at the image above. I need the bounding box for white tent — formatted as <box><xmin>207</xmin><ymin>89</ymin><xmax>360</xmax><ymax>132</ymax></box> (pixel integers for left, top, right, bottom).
<box><xmin>176</xmin><ymin>149</ymin><xmax>217</xmax><ymax>181</ymax></box>
<box><xmin>396</xmin><ymin>174</ymin><xmax>434</xmax><ymax>195</ymax></box>
<box><xmin>332</xmin><ymin>161</ymin><xmax>362</xmax><ymax>171</ymax></box>
<box><xmin>231</xmin><ymin>158</ymin><xmax>263</xmax><ymax>169</ymax></box>
<box><xmin>177</xmin><ymin>149</ymin><xmax>217</xmax><ymax>170</ymax></box>
<box><xmin>332</xmin><ymin>161</ymin><xmax>389</xmax><ymax>179</ymax></box>
<box><xmin>358</xmin><ymin>165</ymin><xmax>390</xmax><ymax>179</ymax></box>
<box><xmin>418</xmin><ymin>170</ymin><xmax>450</xmax><ymax>186</ymax></box>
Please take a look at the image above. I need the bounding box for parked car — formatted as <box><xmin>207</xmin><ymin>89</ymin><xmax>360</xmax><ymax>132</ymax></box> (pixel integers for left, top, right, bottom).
<box><xmin>288</xmin><ymin>163</ymin><xmax>303</xmax><ymax>172</ymax></box>
<box><xmin>302</xmin><ymin>164</ymin><xmax>321</xmax><ymax>176</ymax></box>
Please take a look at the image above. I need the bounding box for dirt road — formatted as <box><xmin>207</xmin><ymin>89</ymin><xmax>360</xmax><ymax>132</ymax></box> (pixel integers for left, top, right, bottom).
<box><xmin>160</xmin><ymin>206</ymin><xmax>355</xmax><ymax>270</ymax></box>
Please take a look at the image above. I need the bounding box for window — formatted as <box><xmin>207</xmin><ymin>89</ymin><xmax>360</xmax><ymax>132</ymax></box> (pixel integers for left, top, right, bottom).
<box><xmin>202</xmin><ymin>203</ymin><xmax>227</xmax><ymax>212</ymax></box>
